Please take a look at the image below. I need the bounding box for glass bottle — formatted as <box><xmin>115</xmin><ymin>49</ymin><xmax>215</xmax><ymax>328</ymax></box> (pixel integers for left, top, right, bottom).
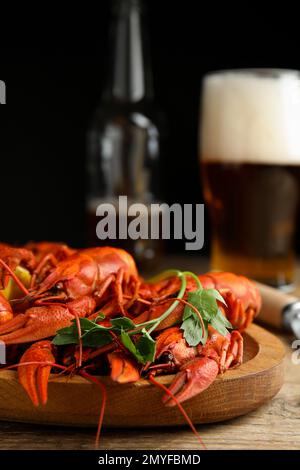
<box><xmin>86</xmin><ymin>0</ymin><xmax>164</xmax><ymax>271</ymax></box>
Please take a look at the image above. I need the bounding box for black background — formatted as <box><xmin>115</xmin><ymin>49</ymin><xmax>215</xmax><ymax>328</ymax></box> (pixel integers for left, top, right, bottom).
<box><xmin>0</xmin><ymin>1</ymin><xmax>298</xmax><ymax>251</ymax></box>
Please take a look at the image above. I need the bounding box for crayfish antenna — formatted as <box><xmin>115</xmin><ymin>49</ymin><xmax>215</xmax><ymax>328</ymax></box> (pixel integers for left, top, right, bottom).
<box><xmin>10</xmin><ymin>295</ymin><xmax>31</xmax><ymax>306</ymax></box>
<box><xmin>80</xmin><ymin>370</ymin><xmax>107</xmax><ymax>449</ymax></box>
<box><xmin>148</xmin><ymin>374</ymin><xmax>207</xmax><ymax>450</ymax></box>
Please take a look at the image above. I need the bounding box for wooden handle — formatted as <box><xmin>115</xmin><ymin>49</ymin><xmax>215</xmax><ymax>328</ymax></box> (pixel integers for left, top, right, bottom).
<box><xmin>255</xmin><ymin>282</ymin><xmax>298</xmax><ymax>328</ymax></box>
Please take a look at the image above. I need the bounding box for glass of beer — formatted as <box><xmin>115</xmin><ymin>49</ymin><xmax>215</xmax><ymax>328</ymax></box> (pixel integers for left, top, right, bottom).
<box><xmin>200</xmin><ymin>69</ymin><xmax>300</xmax><ymax>288</ymax></box>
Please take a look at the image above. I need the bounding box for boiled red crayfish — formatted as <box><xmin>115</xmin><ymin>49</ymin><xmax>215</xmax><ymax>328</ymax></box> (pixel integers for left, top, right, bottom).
<box><xmin>0</xmin><ymin>246</ymin><xmax>140</xmax><ymax>343</ymax></box>
<box><xmin>152</xmin><ymin>325</ymin><xmax>242</xmax><ymax>405</ymax></box>
<box><xmin>0</xmin><ymin>243</ymin><xmax>262</xmax><ymax>448</ymax></box>
<box><xmin>110</xmin><ymin>271</ymin><xmax>259</xmax><ymax>405</ymax></box>
<box><xmin>27</xmin><ymin>246</ymin><xmax>140</xmax><ymax>310</ymax></box>
<box><xmin>134</xmin><ymin>271</ymin><xmax>261</xmax><ymax>332</ymax></box>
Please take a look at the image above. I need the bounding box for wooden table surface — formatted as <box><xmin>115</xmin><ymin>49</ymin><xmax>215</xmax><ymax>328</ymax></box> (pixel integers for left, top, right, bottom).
<box><xmin>0</xmin><ymin>256</ymin><xmax>299</xmax><ymax>450</ymax></box>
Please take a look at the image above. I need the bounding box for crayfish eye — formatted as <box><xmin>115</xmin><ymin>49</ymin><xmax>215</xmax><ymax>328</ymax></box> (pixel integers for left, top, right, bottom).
<box><xmin>55</xmin><ymin>282</ymin><xmax>63</xmax><ymax>291</ymax></box>
<box><xmin>160</xmin><ymin>352</ymin><xmax>173</xmax><ymax>364</ymax></box>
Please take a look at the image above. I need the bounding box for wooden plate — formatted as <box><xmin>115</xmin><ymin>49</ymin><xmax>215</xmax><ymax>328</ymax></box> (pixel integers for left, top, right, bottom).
<box><xmin>0</xmin><ymin>324</ymin><xmax>285</xmax><ymax>427</ymax></box>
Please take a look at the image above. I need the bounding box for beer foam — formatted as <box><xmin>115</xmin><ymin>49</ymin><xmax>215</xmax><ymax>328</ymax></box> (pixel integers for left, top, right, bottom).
<box><xmin>200</xmin><ymin>70</ymin><xmax>300</xmax><ymax>164</ymax></box>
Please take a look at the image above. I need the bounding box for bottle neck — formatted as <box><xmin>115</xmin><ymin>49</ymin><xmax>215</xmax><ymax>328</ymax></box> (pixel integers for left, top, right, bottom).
<box><xmin>104</xmin><ymin>0</ymin><xmax>153</xmax><ymax>104</ymax></box>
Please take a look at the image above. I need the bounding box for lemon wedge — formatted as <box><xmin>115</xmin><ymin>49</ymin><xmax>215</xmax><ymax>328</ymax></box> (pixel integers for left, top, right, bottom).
<box><xmin>1</xmin><ymin>266</ymin><xmax>32</xmax><ymax>300</ymax></box>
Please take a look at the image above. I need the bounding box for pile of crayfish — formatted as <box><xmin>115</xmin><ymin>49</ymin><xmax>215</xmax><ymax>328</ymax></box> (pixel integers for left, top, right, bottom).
<box><xmin>0</xmin><ymin>242</ymin><xmax>261</xmax><ymax>446</ymax></box>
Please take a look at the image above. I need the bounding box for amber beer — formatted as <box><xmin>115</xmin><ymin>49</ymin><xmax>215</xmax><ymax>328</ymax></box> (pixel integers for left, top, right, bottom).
<box><xmin>200</xmin><ymin>69</ymin><xmax>300</xmax><ymax>288</ymax></box>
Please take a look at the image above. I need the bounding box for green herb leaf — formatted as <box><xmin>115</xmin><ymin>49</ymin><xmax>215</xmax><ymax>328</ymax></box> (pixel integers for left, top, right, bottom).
<box><xmin>210</xmin><ymin>309</ymin><xmax>233</xmax><ymax>336</ymax></box>
<box><xmin>180</xmin><ymin>286</ymin><xmax>228</xmax><ymax>347</ymax></box>
<box><xmin>120</xmin><ymin>330</ymin><xmax>138</xmax><ymax>357</ymax></box>
<box><xmin>195</xmin><ymin>289</ymin><xmax>219</xmax><ymax>320</ymax></box>
<box><xmin>54</xmin><ymin>324</ymin><xmax>78</xmax><ymax>336</ymax></box>
<box><xmin>81</xmin><ymin>329</ymin><xmax>113</xmax><ymax>348</ymax></box>
<box><xmin>52</xmin><ymin>321</ymin><xmax>83</xmax><ymax>346</ymax></box>
<box><xmin>208</xmin><ymin>288</ymin><xmax>227</xmax><ymax>305</ymax></box>
<box><xmin>219</xmin><ymin>312</ymin><xmax>233</xmax><ymax>329</ymax></box>
<box><xmin>182</xmin><ymin>289</ymin><xmax>202</xmax><ymax>321</ymax></box>
<box><xmin>120</xmin><ymin>329</ymin><xmax>156</xmax><ymax>364</ymax></box>
<box><xmin>181</xmin><ymin>315</ymin><xmax>208</xmax><ymax>346</ymax></box>
<box><xmin>110</xmin><ymin>317</ymin><xmax>136</xmax><ymax>331</ymax></box>
<box><xmin>53</xmin><ymin>317</ymin><xmax>110</xmax><ymax>346</ymax></box>
<box><xmin>136</xmin><ymin>329</ymin><xmax>156</xmax><ymax>363</ymax></box>
<box><xmin>52</xmin><ymin>333</ymin><xmax>79</xmax><ymax>346</ymax></box>
<box><xmin>79</xmin><ymin>318</ymin><xmax>102</xmax><ymax>331</ymax></box>
<box><xmin>183</xmin><ymin>289</ymin><xmax>220</xmax><ymax>323</ymax></box>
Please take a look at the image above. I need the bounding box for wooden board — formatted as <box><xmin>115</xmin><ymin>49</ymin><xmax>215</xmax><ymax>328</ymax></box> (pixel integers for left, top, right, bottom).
<box><xmin>0</xmin><ymin>324</ymin><xmax>285</xmax><ymax>427</ymax></box>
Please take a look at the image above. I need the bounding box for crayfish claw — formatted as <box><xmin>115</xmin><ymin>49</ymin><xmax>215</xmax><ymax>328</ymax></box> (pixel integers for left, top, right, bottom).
<box><xmin>163</xmin><ymin>357</ymin><xmax>219</xmax><ymax>406</ymax></box>
<box><xmin>108</xmin><ymin>352</ymin><xmax>140</xmax><ymax>384</ymax></box>
<box><xmin>18</xmin><ymin>341</ymin><xmax>55</xmax><ymax>406</ymax></box>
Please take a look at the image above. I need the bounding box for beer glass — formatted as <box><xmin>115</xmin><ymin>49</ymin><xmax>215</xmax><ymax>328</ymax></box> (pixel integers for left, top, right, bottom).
<box><xmin>200</xmin><ymin>69</ymin><xmax>300</xmax><ymax>288</ymax></box>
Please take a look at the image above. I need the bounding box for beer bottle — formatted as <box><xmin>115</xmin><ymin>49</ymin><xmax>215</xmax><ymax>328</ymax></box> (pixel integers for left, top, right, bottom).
<box><xmin>86</xmin><ymin>0</ymin><xmax>164</xmax><ymax>271</ymax></box>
